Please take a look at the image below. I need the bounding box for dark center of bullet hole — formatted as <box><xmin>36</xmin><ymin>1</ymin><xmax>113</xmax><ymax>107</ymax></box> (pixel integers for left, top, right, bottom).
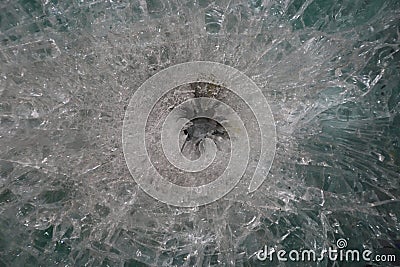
<box><xmin>181</xmin><ymin>118</ymin><xmax>229</xmax><ymax>153</ymax></box>
<box><xmin>183</xmin><ymin>118</ymin><xmax>229</xmax><ymax>146</ymax></box>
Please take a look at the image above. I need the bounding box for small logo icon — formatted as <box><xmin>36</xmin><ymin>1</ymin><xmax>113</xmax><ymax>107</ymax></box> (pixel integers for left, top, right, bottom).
<box><xmin>336</xmin><ymin>238</ymin><xmax>348</xmax><ymax>249</ymax></box>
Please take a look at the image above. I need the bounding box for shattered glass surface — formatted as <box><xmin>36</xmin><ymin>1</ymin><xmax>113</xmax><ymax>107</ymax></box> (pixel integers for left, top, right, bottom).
<box><xmin>0</xmin><ymin>0</ymin><xmax>399</xmax><ymax>266</ymax></box>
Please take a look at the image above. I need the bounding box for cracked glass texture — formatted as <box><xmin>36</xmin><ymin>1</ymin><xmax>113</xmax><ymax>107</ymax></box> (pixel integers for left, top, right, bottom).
<box><xmin>0</xmin><ymin>0</ymin><xmax>399</xmax><ymax>266</ymax></box>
